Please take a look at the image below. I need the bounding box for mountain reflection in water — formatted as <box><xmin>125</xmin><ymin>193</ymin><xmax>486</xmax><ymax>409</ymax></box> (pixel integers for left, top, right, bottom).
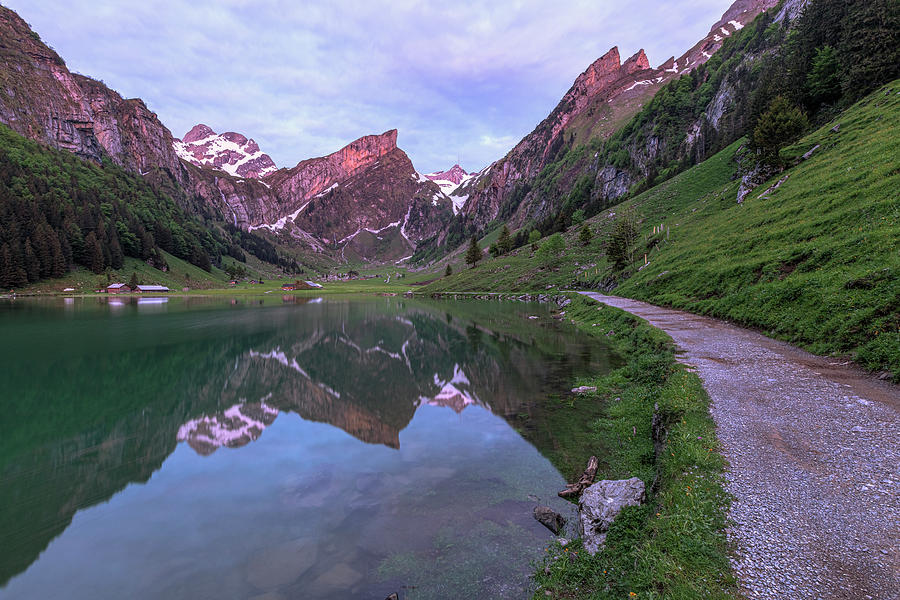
<box><xmin>0</xmin><ymin>296</ymin><xmax>617</xmax><ymax>595</ymax></box>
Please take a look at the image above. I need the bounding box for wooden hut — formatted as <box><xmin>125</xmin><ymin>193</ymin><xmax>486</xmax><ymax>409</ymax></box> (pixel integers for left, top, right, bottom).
<box><xmin>107</xmin><ymin>283</ymin><xmax>131</xmax><ymax>294</ymax></box>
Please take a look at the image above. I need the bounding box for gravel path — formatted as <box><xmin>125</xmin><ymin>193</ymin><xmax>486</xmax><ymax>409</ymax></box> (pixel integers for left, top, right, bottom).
<box><xmin>580</xmin><ymin>293</ymin><xmax>899</xmax><ymax>600</ymax></box>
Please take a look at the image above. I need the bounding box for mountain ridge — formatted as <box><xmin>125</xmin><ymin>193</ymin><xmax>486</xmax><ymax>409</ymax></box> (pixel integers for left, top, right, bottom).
<box><xmin>452</xmin><ymin>0</ymin><xmax>780</xmax><ymax>233</ymax></box>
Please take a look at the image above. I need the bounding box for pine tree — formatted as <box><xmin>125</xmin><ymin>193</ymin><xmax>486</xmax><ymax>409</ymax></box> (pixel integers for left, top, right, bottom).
<box><xmin>85</xmin><ymin>232</ymin><xmax>105</xmax><ymax>274</ymax></box>
<box><xmin>806</xmin><ymin>46</ymin><xmax>841</xmax><ymax>107</ymax></box>
<box><xmin>465</xmin><ymin>236</ymin><xmax>482</xmax><ymax>269</ymax></box>
<box><xmin>497</xmin><ymin>225</ymin><xmax>513</xmax><ymax>254</ymax></box>
<box><xmin>34</xmin><ymin>224</ymin><xmax>53</xmax><ymax>278</ymax></box>
<box><xmin>108</xmin><ymin>229</ymin><xmax>124</xmax><ymax>270</ymax></box>
<box><xmin>50</xmin><ymin>232</ymin><xmax>67</xmax><ymax>278</ymax></box>
<box><xmin>444</xmin><ymin>263</ymin><xmax>452</xmax><ymax>277</ymax></box>
<box><xmin>607</xmin><ymin>209</ymin><xmax>638</xmax><ymax>271</ymax></box>
<box><xmin>753</xmin><ymin>97</ymin><xmax>809</xmax><ymax>166</ymax></box>
<box><xmin>128</xmin><ymin>271</ymin><xmax>139</xmax><ymax>288</ymax></box>
<box><xmin>23</xmin><ymin>239</ymin><xmax>40</xmax><ymax>282</ymax></box>
<box><xmin>489</xmin><ymin>243</ymin><xmax>500</xmax><ymax>258</ymax></box>
<box><xmin>0</xmin><ymin>244</ymin><xmax>13</xmax><ymax>288</ymax></box>
<box><xmin>579</xmin><ymin>224</ymin><xmax>592</xmax><ymax>246</ymax></box>
<box><xmin>528</xmin><ymin>229</ymin><xmax>541</xmax><ymax>252</ymax></box>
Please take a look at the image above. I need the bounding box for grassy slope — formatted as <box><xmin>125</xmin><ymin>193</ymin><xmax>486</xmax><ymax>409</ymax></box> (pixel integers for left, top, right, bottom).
<box><xmin>616</xmin><ymin>82</ymin><xmax>900</xmax><ymax>378</ymax></box>
<box><xmin>528</xmin><ymin>295</ymin><xmax>733</xmax><ymax>599</ymax></box>
<box><xmin>423</xmin><ymin>82</ymin><xmax>900</xmax><ymax>378</ymax></box>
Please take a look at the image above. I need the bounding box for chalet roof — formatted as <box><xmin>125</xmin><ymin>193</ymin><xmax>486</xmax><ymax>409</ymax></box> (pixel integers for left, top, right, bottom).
<box><xmin>108</xmin><ymin>283</ymin><xmax>128</xmax><ymax>288</ymax></box>
<box><xmin>136</xmin><ymin>285</ymin><xmax>169</xmax><ymax>291</ymax></box>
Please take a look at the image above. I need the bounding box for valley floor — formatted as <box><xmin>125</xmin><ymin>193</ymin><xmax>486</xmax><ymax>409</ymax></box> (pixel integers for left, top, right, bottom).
<box><xmin>580</xmin><ymin>292</ymin><xmax>900</xmax><ymax>600</ymax></box>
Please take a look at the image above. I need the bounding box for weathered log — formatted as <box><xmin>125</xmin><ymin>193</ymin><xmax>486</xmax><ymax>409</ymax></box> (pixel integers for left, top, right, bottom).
<box><xmin>558</xmin><ymin>455</ymin><xmax>599</xmax><ymax>498</ymax></box>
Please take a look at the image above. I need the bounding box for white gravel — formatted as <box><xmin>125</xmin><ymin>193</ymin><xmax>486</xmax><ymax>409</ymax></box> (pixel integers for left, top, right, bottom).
<box><xmin>582</xmin><ymin>293</ymin><xmax>900</xmax><ymax>600</ymax></box>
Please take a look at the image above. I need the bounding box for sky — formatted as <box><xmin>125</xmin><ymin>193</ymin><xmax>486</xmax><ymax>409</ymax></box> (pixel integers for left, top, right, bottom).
<box><xmin>6</xmin><ymin>0</ymin><xmax>733</xmax><ymax>173</ymax></box>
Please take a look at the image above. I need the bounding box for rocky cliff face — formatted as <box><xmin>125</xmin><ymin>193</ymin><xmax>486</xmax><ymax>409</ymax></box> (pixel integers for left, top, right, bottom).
<box><xmin>457</xmin><ymin>0</ymin><xmax>780</xmax><ymax>230</ymax></box>
<box><xmin>242</xmin><ymin>131</ymin><xmax>453</xmax><ymax>260</ymax></box>
<box><xmin>185</xmin><ymin>166</ymin><xmax>281</xmax><ymax>230</ymax></box>
<box><xmin>0</xmin><ymin>7</ymin><xmax>188</xmax><ymax>184</ymax></box>
<box><xmin>174</xmin><ymin>124</ymin><xmax>277</xmax><ymax>179</ymax></box>
<box><xmin>266</xmin><ymin>129</ymin><xmax>400</xmax><ymax>202</ymax></box>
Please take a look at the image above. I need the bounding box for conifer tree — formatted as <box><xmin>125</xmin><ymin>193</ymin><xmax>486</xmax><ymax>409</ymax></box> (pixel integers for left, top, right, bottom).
<box><xmin>23</xmin><ymin>239</ymin><xmax>39</xmax><ymax>282</ymax></box>
<box><xmin>465</xmin><ymin>236</ymin><xmax>482</xmax><ymax>269</ymax></box>
<box><xmin>528</xmin><ymin>229</ymin><xmax>541</xmax><ymax>252</ymax></box>
<box><xmin>0</xmin><ymin>243</ymin><xmax>13</xmax><ymax>288</ymax></box>
<box><xmin>497</xmin><ymin>225</ymin><xmax>513</xmax><ymax>254</ymax></box>
<box><xmin>85</xmin><ymin>232</ymin><xmax>105</xmax><ymax>274</ymax></box>
<box><xmin>444</xmin><ymin>263</ymin><xmax>452</xmax><ymax>277</ymax></box>
<box><xmin>50</xmin><ymin>233</ymin><xmax>66</xmax><ymax>278</ymax></box>
<box><xmin>579</xmin><ymin>224</ymin><xmax>592</xmax><ymax>246</ymax></box>
<box><xmin>753</xmin><ymin>97</ymin><xmax>808</xmax><ymax>166</ymax></box>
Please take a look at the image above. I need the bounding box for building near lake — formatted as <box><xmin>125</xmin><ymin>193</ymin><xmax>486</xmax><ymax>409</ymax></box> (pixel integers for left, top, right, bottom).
<box><xmin>106</xmin><ymin>283</ymin><xmax>131</xmax><ymax>294</ymax></box>
<box><xmin>134</xmin><ymin>285</ymin><xmax>170</xmax><ymax>293</ymax></box>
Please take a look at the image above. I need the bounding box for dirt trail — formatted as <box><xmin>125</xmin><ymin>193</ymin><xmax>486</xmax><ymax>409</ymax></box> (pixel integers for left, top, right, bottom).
<box><xmin>580</xmin><ymin>292</ymin><xmax>899</xmax><ymax>600</ymax></box>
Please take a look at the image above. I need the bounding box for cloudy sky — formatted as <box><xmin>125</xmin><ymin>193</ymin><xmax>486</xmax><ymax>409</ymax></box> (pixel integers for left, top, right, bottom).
<box><xmin>7</xmin><ymin>0</ymin><xmax>732</xmax><ymax>173</ymax></box>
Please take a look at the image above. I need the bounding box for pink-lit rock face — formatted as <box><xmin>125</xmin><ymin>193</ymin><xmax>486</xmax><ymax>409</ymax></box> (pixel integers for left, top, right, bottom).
<box><xmin>247</xmin><ymin>130</ymin><xmax>453</xmax><ymax>260</ymax></box>
<box><xmin>174</xmin><ymin>124</ymin><xmax>277</xmax><ymax>179</ymax></box>
<box><xmin>0</xmin><ymin>7</ymin><xmax>187</xmax><ymax>182</ymax></box>
<box><xmin>266</xmin><ymin>130</ymin><xmax>400</xmax><ymax>202</ymax></box>
<box><xmin>425</xmin><ymin>165</ymin><xmax>471</xmax><ymax>186</ymax></box>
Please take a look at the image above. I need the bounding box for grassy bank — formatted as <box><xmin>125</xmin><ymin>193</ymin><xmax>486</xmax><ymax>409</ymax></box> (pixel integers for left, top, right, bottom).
<box><xmin>525</xmin><ymin>294</ymin><xmax>733</xmax><ymax>599</ymax></box>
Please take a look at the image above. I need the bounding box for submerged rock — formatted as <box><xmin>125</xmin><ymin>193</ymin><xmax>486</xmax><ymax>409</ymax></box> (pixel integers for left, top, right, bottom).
<box><xmin>579</xmin><ymin>478</ymin><xmax>646</xmax><ymax>555</ymax></box>
<box><xmin>533</xmin><ymin>505</ymin><xmax>567</xmax><ymax>535</ymax></box>
<box><xmin>246</xmin><ymin>538</ymin><xmax>318</xmax><ymax>590</ymax></box>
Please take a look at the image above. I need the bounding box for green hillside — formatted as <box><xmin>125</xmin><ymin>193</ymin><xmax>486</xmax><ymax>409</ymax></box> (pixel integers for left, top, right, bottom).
<box><xmin>0</xmin><ymin>124</ymin><xmax>311</xmax><ymax>290</ymax></box>
<box><xmin>617</xmin><ymin>82</ymin><xmax>899</xmax><ymax>378</ymax></box>
<box><xmin>423</xmin><ymin>81</ymin><xmax>900</xmax><ymax>379</ymax></box>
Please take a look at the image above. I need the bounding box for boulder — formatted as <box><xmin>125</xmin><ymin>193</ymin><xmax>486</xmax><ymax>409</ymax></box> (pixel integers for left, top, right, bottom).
<box><xmin>533</xmin><ymin>506</ymin><xmax>567</xmax><ymax>535</ymax></box>
<box><xmin>579</xmin><ymin>478</ymin><xmax>646</xmax><ymax>555</ymax></box>
<box><xmin>245</xmin><ymin>538</ymin><xmax>318</xmax><ymax>590</ymax></box>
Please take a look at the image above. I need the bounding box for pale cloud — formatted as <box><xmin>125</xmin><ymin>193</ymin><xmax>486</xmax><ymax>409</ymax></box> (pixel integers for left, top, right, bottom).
<box><xmin>479</xmin><ymin>134</ymin><xmax>520</xmax><ymax>150</ymax></box>
<box><xmin>7</xmin><ymin>0</ymin><xmax>732</xmax><ymax>172</ymax></box>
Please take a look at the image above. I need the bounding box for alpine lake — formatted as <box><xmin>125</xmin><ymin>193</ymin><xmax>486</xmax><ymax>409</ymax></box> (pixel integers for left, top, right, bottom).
<box><xmin>0</xmin><ymin>294</ymin><xmax>619</xmax><ymax>599</ymax></box>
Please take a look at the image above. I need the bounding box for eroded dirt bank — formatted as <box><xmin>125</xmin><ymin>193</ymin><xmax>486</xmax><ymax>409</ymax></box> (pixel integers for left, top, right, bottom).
<box><xmin>580</xmin><ymin>293</ymin><xmax>899</xmax><ymax>600</ymax></box>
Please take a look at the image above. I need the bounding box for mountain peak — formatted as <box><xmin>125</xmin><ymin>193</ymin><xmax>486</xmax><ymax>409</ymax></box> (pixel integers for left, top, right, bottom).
<box><xmin>344</xmin><ymin>129</ymin><xmax>398</xmax><ymax>155</ymax></box>
<box><xmin>426</xmin><ymin>164</ymin><xmax>471</xmax><ymax>185</ymax></box>
<box><xmin>183</xmin><ymin>124</ymin><xmax>217</xmax><ymax>144</ymax></box>
<box><xmin>174</xmin><ymin>125</ymin><xmax>276</xmax><ymax>179</ymax></box>
<box><xmin>623</xmin><ymin>49</ymin><xmax>651</xmax><ymax>74</ymax></box>
<box><xmin>575</xmin><ymin>47</ymin><xmax>622</xmax><ymax>90</ymax></box>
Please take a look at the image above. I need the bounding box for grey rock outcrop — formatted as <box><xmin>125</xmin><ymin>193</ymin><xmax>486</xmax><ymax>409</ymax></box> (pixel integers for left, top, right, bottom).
<box><xmin>579</xmin><ymin>477</ymin><xmax>646</xmax><ymax>555</ymax></box>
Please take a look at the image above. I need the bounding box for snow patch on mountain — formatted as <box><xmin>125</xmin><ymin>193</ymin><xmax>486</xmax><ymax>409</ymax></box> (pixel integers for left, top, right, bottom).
<box><xmin>174</xmin><ymin>124</ymin><xmax>277</xmax><ymax>179</ymax></box>
<box><xmin>248</xmin><ymin>201</ymin><xmax>312</xmax><ymax>233</ymax></box>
